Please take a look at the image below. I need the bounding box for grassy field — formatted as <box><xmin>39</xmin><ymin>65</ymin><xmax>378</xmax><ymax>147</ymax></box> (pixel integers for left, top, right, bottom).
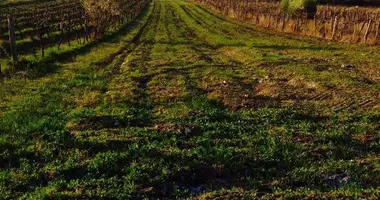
<box><xmin>0</xmin><ymin>0</ymin><xmax>379</xmax><ymax>199</ymax></box>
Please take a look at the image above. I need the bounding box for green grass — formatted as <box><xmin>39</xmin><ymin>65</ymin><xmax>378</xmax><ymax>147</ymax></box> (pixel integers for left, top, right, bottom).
<box><xmin>0</xmin><ymin>0</ymin><xmax>379</xmax><ymax>199</ymax></box>
<box><xmin>0</xmin><ymin>0</ymin><xmax>56</xmax><ymax>7</ymax></box>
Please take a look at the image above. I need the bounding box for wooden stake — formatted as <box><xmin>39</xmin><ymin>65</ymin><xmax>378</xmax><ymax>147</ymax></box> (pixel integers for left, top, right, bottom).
<box><xmin>375</xmin><ymin>23</ymin><xmax>380</xmax><ymax>41</ymax></box>
<box><xmin>0</xmin><ymin>15</ymin><xmax>3</xmax><ymax>37</ymax></box>
<box><xmin>314</xmin><ymin>16</ymin><xmax>317</xmax><ymax>36</ymax></box>
<box><xmin>352</xmin><ymin>22</ymin><xmax>356</xmax><ymax>42</ymax></box>
<box><xmin>84</xmin><ymin>16</ymin><xmax>89</xmax><ymax>42</ymax></box>
<box><xmin>7</xmin><ymin>15</ymin><xmax>18</xmax><ymax>62</ymax></box>
<box><xmin>364</xmin><ymin>19</ymin><xmax>372</xmax><ymax>44</ymax></box>
<box><xmin>332</xmin><ymin>16</ymin><xmax>338</xmax><ymax>40</ymax></box>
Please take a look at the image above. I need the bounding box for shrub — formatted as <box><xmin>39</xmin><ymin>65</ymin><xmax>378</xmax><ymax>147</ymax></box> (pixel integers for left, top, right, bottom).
<box><xmin>280</xmin><ymin>0</ymin><xmax>318</xmax><ymax>17</ymax></box>
<box><xmin>80</xmin><ymin>0</ymin><xmax>130</xmax><ymax>38</ymax></box>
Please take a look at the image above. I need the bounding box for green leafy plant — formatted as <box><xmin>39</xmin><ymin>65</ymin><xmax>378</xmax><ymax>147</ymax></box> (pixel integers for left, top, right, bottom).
<box><xmin>281</xmin><ymin>0</ymin><xmax>318</xmax><ymax>17</ymax></box>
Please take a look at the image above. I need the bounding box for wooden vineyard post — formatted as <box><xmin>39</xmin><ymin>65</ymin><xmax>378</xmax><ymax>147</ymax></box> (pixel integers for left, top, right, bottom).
<box><xmin>0</xmin><ymin>15</ymin><xmax>3</xmax><ymax>37</ymax></box>
<box><xmin>314</xmin><ymin>15</ymin><xmax>317</xmax><ymax>36</ymax></box>
<box><xmin>352</xmin><ymin>21</ymin><xmax>356</xmax><ymax>42</ymax></box>
<box><xmin>84</xmin><ymin>16</ymin><xmax>89</xmax><ymax>42</ymax></box>
<box><xmin>58</xmin><ymin>22</ymin><xmax>64</xmax><ymax>50</ymax></box>
<box><xmin>364</xmin><ymin>19</ymin><xmax>372</xmax><ymax>44</ymax></box>
<box><xmin>39</xmin><ymin>27</ymin><xmax>45</xmax><ymax>57</ymax></box>
<box><xmin>67</xmin><ymin>18</ymin><xmax>71</xmax><ymax>47</ymax></box>
<box><xmin>359</xmin><ymin>22</ymin><xmax>366</xmax><ymax>42</ymax></box>
<box><xmin>330</xmin><ymin>16</ymin><xmax>334</xmax><ymax>37</ymax></box>
<box><xmin>332</xmin><ymin>16</ymin><xmax>338</xmax><ymax>40</ymax></box>
<box><xmin>276</xmin><ymin>15</ymin><xmax>280</xmax><ymax>30</ymax></box>
<box><xmin>294</xmin><ymin>18</ymin><xmax>299</xmax><ymax>32</ymax></box>
<box><xmin>7</xmin><ymin>15</ymin><xmax>18</xmax><ymax>62</ymax></box>
<box><xmin>375</xmin><ymin>22</ymin><xmax>380</xmax><ymax>42</ymax></box>
<box><xmin>322</xmin><ymin>20</ymin><xmax>326</xmax><ymax>38</ymax></box>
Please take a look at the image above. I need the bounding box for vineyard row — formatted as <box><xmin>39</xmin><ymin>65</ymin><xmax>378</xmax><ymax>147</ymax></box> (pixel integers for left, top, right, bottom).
<box><xmin>195</xmin><ymin>0</ymin><xmax>380</xmax><ymax>44</ymax></box>
<box><xmin>0</xmin><ymin>0</ymin><xmax>148</xmax><ymax>62</ymax></box>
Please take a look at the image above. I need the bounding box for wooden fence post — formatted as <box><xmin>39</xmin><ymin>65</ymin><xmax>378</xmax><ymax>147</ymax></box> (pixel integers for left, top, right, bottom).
<box><xmin>330</xmin><ymin>16</ymin><xmax>334</xmax><ymax>36</ymax></box>
<box><xmin>352</xmin><ymin>21</ymin><xmax>356</xmax><ymax>42</ymax></box>
<box><xmin>58</xmin><ymin>22</ymin><xmax>64</xmax><ymax>50</ymax></box>
<box><xmin>332</xmin><ymin>16</ymin><xmax>338</xmax><ymax>40</ymax></box>
<box><xmin>39</xmin><ymin>27</ymin><xmax>45</xmax><ymax>57</ymax></box>
<box><xmin>8</xmin><ymin>15</ymin><xmax>18</xmax><ymax>62</ymax></box>
<box><xmin>314</xmin><ymin>15</ymin><xmax>317</xmax><ymax>36</ymax></box>
<box><xmin>364</xmin><ymin>19</ymin><xmax>372</xmax><ymax>44</ymax></box>
<box><xmin>375</xmin><ymin>22</ymin><xmax>380</xmax><ymax>42</ymax></box>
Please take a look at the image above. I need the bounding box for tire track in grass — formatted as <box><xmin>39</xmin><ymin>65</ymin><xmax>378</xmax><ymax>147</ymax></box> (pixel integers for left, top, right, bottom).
<box><xmin>97</xmin><ymin>0</ymin><xmax>162</xmax><ymax>127</ymax></box>
<box><xmin>129</xmin><ymin>0</ymin><xmax>163</xmax><ymax>97</ymax></box>
<box><xmin>332</xmin><ymin>98</ymin><xmax>378</xmax><ymax>112</ymax></box>
<box><xmin>144</xmin><ymin>3</ymin><xmax>192</xmax><ymax>103</ymax></box>
<box><xmin>170</xmin><ymin>1</ymin><xmax>247</xmax><ymax>64</ymax></box>
<box><xmin>168</xmin><ymin>4</ymin><xmax>216</xmax><ymax>64</ymax></box>
<box><xmin>166</xmin><ymin>0</ymin><xmax>265</xmax><ymax>111</ymax></box>
<box><xmin>178</xmin><ymin>2</ymin><xmax>255</xmax><ymax>47</ymax></box>
<box><xmin>193</xmin><ymin>4</ymin><xmax>254</xmax><ymax>33</ymax></box>
<box><xmin>176</xmin><ymin>5</ymin><xmax>337</xmax><ymax>110</ymax></box>
<box><xmin>181</xmin><ymin>1</ymin><xmax>380</xmax><ymax>113</ymax></box>
<box><xmin>170</xmin><ymin>0</ymin><xmax>245</xmax><ymax>67</ymax></box>
<box><xmin>35</xmin><ymin>2</ymin><xmax>162</xmax><ymax>194</ymax></box>
<box><xmin>165</xmin><ymin>1</ymin><xmax>226</xmax><ymax>97</ymax></box>
<box><xmin>148</xmin><ymin>3</ymin><xmax>280</xmax><ymax>189</ymax></box>
<box><xmin>67</xmin><ymin>1</ymin><xmax>158</xmax><ymax>133</ymax></box>
<box><xmin>184</xmin><ymin>1</ymin><xmax>379</xmax><ymax>113</ymax></box>
<box><xmin>174</xmin><ymin>5</ymin><xmax>341</xmax><ymax>111</ymax></box>
<box><xmin>159</xmin><ymin>1</ymin><xmax>260</xmax><ymax>113</ymax></box>
<box><xmin>186</xmin><ymin>3</ymin><xmax>243</xmax><ymax>37</ymax></box>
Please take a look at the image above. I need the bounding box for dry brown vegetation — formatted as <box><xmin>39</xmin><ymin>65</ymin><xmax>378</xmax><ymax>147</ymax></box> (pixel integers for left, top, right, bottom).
<box><xmin>195</xmin><ymin>0</ymin><xmax>380</xmax><ymax>44</ymax></box>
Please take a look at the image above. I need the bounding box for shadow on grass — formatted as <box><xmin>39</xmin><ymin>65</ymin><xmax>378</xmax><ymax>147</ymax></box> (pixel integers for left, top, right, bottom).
<box><xmin>254</xmin><ymin>44</ymin><xmax>338</xmax><ymax>51</ymax></box>
<box><xmin>0</xmin><ymin>0</ymin><xmax>56</xmax><ymax>9</ymax></box>
<box><xmin>27</xmin><ymin>1</ymin><xmax>151</xmax><ymax>79</ymax></box>
<box><xmin>1</xmin><ymin>30</ymin><xmax>90</xmax><ymax>57</ymax></box>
